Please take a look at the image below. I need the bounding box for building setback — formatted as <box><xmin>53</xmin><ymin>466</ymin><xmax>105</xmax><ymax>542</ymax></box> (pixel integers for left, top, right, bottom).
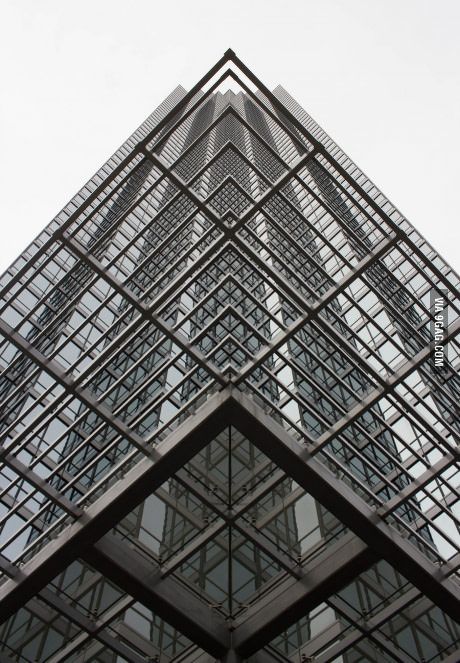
<box><xmin>0</xmin><ymin>50</ymin><xmax>459</xmax><ymax>662</ymax></box>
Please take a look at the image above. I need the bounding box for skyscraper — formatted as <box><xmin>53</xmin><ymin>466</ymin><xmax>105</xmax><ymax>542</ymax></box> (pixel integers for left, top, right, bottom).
<box><xmin>0</xmin><ymin>49</ymin><xmax>459</xmax><ymax>662</ymax></box>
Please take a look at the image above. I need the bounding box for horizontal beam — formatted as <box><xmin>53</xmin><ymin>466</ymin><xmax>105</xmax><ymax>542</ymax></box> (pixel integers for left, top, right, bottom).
<box><xmin>233</xmin><ymin>532</ymin><xmax>375</xmax><ymax>656</ymax></box>
<box><xmin>84</xmin><ymin>535</ymin><xmax>229</xmax><ymax>658</ymax></box>
<box><xmin>0</xmin><ymin>389</ymin><xmax>232</xmax><ymax>624</ymax></box>
<box><xmin>229</xmin><ymin>390</ymin><xmax>460</xmax><ymax>624</ymax></box>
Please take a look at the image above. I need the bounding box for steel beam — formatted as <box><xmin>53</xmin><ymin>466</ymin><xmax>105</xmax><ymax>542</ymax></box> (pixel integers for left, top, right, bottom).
<box><xmin>0</xmin><ymin>388</ymin><xmax>232</xmax><ymax>623</ymax></box>
<box><xmin>228</xmin><ymin>390</ymin><xmax>460</xmax><ymax>623</ymax></box>
<box><xmin>232</xmin><ymin>532</ymin><xmax>375</xmax><ymax>656</ymax></box>
<box><xmin>84</xmin><ymin>535</ymin><xmax>230</xmax><ymax>658</ymax></box>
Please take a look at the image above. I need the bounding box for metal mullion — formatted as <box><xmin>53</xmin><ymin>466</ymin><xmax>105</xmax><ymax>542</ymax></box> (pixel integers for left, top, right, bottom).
<box><xmin>0</xmin><ymin>477</ymin><xmax>78</xmax><ymax>559</ymax></box>
<box><xmin>131</xmin><ymin>380</ymin><xmax>219</xmax><ymax>448</ymax></box>
<box><xmin>320</xmin><ymin>449</ymin><xmax>455</xmax><ymax>577</ymax></box>
<box><xmin>387</xmin><ymin>379</ymin><xmax>459</xmax><ymax>460</ymax></box>
<box><xmin>3</xmin><ymin>58</ymin><xmax>233</xmax><ymax>309</ymax></box>
<box><xmin>62</xmin><ymin>164</ymin><xmax>166</xmax><ymax>252</ymax></box>
<box><xmin>6</xmin><ymin>430</ymin><xmax>143</xmax><ymax>563</ymax></box>
<box><xmin>232</xmin><ymin>50</ymin><xmax>460</xmax><ymax>298</ymax></box>
<box><xmin>205</xmin><ymin>174</ymin><xmax>253</xmax><ymax>210</ymax></box>
<box><xmin>146</xmin><ymin>241</ymin><xmax>235</xmax><ymax>323</ymax></box>
<box><xmin>370</xmin><ymin>435</ymin><xmax>448</xmax><ymax>506</ymax></box>
<box><xmin>357</xmin><ymin>258</ymin><xmax>452</xmax><ymax>355</ymax></box>
<box><xmin>255</xmin><ymin>362</ymin><xmax>347</xmax><ymax>435</ymax></box>
<box><xmin>338</xmin><ymin>283</ymin><xmax>419</xmax><ymax>363</ymax></box>
<box><xmin>160</xmin><ymin>519</ymin><xmax>227</xmax><ymax>576</ymax></box>
<box><xmin>0</xmin><ymin>388</ymin><xmax>233</xmax><ymax>623</ymax></box>
<box><xmin>94</xmin><ymin>336</ymin><xmax>173</xmax><ymax>410</ymax></box>
<box><xmin>226</xmin><ymin>106</ymin><xmax>289</xmax><ymax>171</ymax></box>
<box><xmin>47</xmin><ymin>598</ymin><xmax>138</xmax><ymax>663</ymax></box>
<box><xmin>99</xmin><ymin>188</ymin><xmax>196</xmax><ymax>274</ymax></box>
<box><xmin>255</xmin><ymin>196</ymin><xmax>355</xmax><ymax>288</ymax></box>
<box><xmin>9</xmin><ymin>432</ymin><xmax>90</xmax><ymax>501</ymax></box>
<box><xmin>270</xmin><ymin>352</ymin><xmax>397</xmax><ymax>460</ymax></box>
<box><xmin>281</xmin><ymin>181</ymin><xmax>371</xmax><ymax>274</ymax></box>
<box><xmin>171</xmin><ymin>107</ymin><xmax>234</xmax><ymax>175</ymax></box>
<box><xmin>235</xmin><ymin>232</ymin><xmax>400</xmax><ymax>387</ymax></box>
<box><xmin>242</xmin><ymin>380</ymin><xmax>311</xmax><ymax>441</ymax></box>
<box><xmin>424</xmin><ymin>489</ymin><xmax>459</xmax><ymax>526</ymax></box>
<box><xmin>324</xmin><ymin>598</ymin><xmax>413</xmax><ymax>663</ymax></box>
<box><xmin>119</xmin><ymin>203</ymin><xmax>202</xmax><ymax>288</ymax></box>
<box><xmin>132</xmin><ymin>149</ymin><xmax>321</xmax><ymax>320</ymax></box>
<box><xmin>385</xmin><ymin>481</ymin><xmax>460</xmax><ymax>557</ymax></box>
<box><xmin>225</xmin><ymin>69</ymin><xmax>314</xmax><ymax>156</ymax></box>
<box><xmin>147</xmin><ymin>63</ymin><xmax>237</xmax><ymax>154</ymax></box>
<box><xmin>1</xmin><ymin>313</ymin><xmax>153</xmax><ymax>468</ymax></box>
<box><xmin>303</xmin><ymin>318</ymin><xmax>460</xmax><ymax>464</ymax></box>
<box><xmin>39</xmin><ymin>588</ymin><xmax>147</xmax><ymax>663</ymax></box>
<box><xmin>416</xmin><ymin>362</ymin><xmax>460</xmax><ymax>424</ymax></box>
<box><xmin>0</xmin><ymin>451</ymin><xmax>80</xmax><ymax>519</ymax></box>
<box><xmin>214</xmin><ymin>141</ymin><xmax>273</xmax><ymax>190</ymax></box>
<box><xmin>186</xmin><ymin>140</ymin><xmax>245</xmax><ymax>189</ymax></box>
<box><xmin>284</xmin><ymin>331</ymin><xmax>370</xmax><ymax>408</ymax></box>
<box><xmin>231</xmin><ymin>533</ymin><xmax>375</xmax><ymax>658</ymax></box>
<box><xmin>232</xmin><ymin>461</ymin><xmax>284</xmax><ymax>499</ymax></box>
<box><xmin>127</xmin><ymin>220</ymin><xmax>221</xmax><ymax>311</ymax></box>
<box><xmin>0</xmin><ymin>463</ymin><xmax>83</xmax><ymax>540</ymax></box>
<box><xmin>230</xmin><ymin>518</ymin><xmax>301</xmax><ymax>577</ymax></box>
<box><xmin>245</xmin><ymin>220</ymin><xmax>334</xmax><ymax>300</ymax></box>
<box><xmin>191</xmin><ymin>303</ymin><xmax>269</xmax><ymax>348</ymax></box>
<box><xmin>69</xmin><ymin>313</ymin><xmax>159</xmax><ymax>394</ymax></box>
<box><xmin>231</xmin><ymin>390</ymin><xmax>460</xmax><ymax>621</ymax></box>
<box><xmin>185</xmin><ymin>307</ymin><xmax>234</xmax><ymax>347</ymax></box>
<box><xmin>137</xmin><ymin>381</ymin><xmax>219</xmax><ymax>445</ymax></box>
<box><xmin>233</xmin><ymin>279</ymin><xmax>287</xmax><ymax>330</ymax></box>
<box><xmin>232</xmin><ymin>227</ymin><xmax>320</xmax><ymax>307</ymax></box>
<box><xmin>394</xmin><ymin>374</ymin><xmax>460</xmax><ymax>444</ymax></box>
<box><xmin>348</xmin><ymin>390</ymin><xmax>457</xmax><ymax>483</ymax></box>
<box><xmin>0</xmin><ymin>318</ymin><xmax>158</xmax><ymax>459</ymax></box>
<box><xmin>175</xmin><ymin>463</ymin><xmax>283</xmax><ymax>532</ymax></box>
<box><xmin>4</xmin><ymin>381</ymin><xmax>131</xmax><ymax>491</ymax></box>
<box><xmin>256</xmin><ymin>364</ymin><xmax>418</xmax><ymax>507</ymax></box>
<box><xmin>245</xmin><ymin>378</ymin><xmax>430</xmax><ymax>536</ymax></box>
<box><xmin>315</xmin><ymin>154</ymin><xmax>460</xmax><ymax>302</ymax></box>
<box><xmin>339</xmin><ymin>290</ymin><xmax>460</xmax><ymax>436</ymax></box>
<box><xmin>142</xmin><ymin>144</ymin><xmax>243</xmax><ymax>234</ymax></box>
<box><xmin>296</xmin><ymin>166</ymin><xmax>393</xmax><ymax>248</ymax></box>
<box><xmin>254</xmin><ymin>485</ymin><xmax>304</xmax><ymax>530</ymax></box>
<box><xmin>168</xmin><ymin>275</ymin><xmax>229</xmax><ymax>329</ymax></box>
<box><xmin>182</xmin><ymin>454</ymin><xmax>231</xmax><ymax>496</ymax></box>
<box><xmin>377</xmin><ymin>452</ymin><xmax>460</xmax><ymax>520</ymax></box>
<box><xmin>60</xmin><ymin>234</ymin><xmax>226</xmax><ymax>386</ymax></box>
<box><xmin>0</xmin><ymin>157</ymin><xmax>151</xmax><ymax>304</ymax></box>
<box><xmin>322</xmin><ymin>589</ymin><xmax>451</xmax><ymax>663</ymax></box>
<box><xmin>25</xmin><ymin>276</ymin><xmax>128</xmax><ymax>371</ymax></box>
<box><xmin>0</xmin><ymin>365</ymin><xmax>45</xmax><ymax>433</ymax></box>
<box><xmin>292</xmin><ymin>171</ymin><xmax>386</xmax><ymax>260</ymax></box>
<box><xmin>146</xmin><ymin>125</ymin><xmax>317</xmax><ymax>243</ymax></box>
<box><xmin>109</xmin><ymin>357</ymin><xmax>199</xmax><ymax>429</ymax></box>
<box><xmin>207</xmin><ymin>333</ymin><xmax>252</xmax><ymax>366</ymax></box>
<box><xmin>170</xmin><ymin>477</ymin><xmax>300</xmax><ymax>579</ymax></box>
<box><xmin>378</xmin><ymin>243</ymin><xmax>460</xmax><ymax>320</ymax></box>
<box><xmin>84</xmin><ymin>535</ymin><xmax>230</xmax><ymax>657</ymax></box>
<box><xmin>1</xmin><ymin>266</ymin><xmax>101</xmax><ymax>366</ymax></box>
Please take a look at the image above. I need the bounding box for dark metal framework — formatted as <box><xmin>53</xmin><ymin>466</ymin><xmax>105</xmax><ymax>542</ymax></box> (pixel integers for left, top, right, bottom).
<box><xmin>0</xmin><ymin>50</ymin><xmax>459</xmax><ymax>662</ymax></box>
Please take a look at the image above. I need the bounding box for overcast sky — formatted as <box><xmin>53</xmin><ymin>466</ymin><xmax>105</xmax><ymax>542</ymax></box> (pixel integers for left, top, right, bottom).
<box><xmin>1</xmin><ymin>0</ymin><xmax>459</xmax><ymax>275</ymax></box>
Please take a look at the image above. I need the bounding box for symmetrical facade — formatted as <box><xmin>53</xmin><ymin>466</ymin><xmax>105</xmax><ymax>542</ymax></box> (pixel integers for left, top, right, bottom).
<box><xmin>0</xmin><ymin>50</ymin><xmax>459</xmax><ymax>662</ymax></box>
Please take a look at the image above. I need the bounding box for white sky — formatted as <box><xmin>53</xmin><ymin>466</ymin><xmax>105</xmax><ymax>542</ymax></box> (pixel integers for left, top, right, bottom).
<box><xmin>1</xmin><ymin>0</ymin><xmax>459</xmax><ymax>274</ymax></box>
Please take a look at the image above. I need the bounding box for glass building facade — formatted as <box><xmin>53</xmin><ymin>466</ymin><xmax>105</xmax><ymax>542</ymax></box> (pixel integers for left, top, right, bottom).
<box><xmin>0</xmin><ymin>50</ymin><xmax>459</xmax><ymax>662</ymax></box>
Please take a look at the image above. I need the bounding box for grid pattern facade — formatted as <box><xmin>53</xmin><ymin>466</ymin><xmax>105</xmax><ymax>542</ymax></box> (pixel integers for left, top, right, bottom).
<box><xmin>0</xmin><ymin>50</ymin><xmax>459</xmax><ymax>663</ymax></box>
